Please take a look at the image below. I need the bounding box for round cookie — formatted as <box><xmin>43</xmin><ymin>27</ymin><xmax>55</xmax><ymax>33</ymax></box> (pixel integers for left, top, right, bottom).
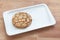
<box><xmin>12</xmin><ymin>12</ymin><xmax>32</xmax><ymax>28</ymax></box>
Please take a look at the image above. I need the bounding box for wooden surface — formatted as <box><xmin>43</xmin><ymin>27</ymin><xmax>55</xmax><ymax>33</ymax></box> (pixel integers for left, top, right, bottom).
<box><xmin>0</xmin><ymin>0</ymin><xmax>60</xmax><ymax>40</ymax></box>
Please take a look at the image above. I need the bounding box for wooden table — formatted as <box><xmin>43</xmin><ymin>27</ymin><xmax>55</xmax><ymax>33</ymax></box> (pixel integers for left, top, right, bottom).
<box><xmin>0</xmin><ymin>0</ymin><xmax>60</xmax><ymax>40</ymax></box>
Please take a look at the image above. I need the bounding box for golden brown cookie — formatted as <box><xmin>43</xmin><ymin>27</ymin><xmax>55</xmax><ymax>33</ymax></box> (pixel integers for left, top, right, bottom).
<box><xmin>12</xmin><ymin>12</ymin><xmax>32</xmax><ymax>28</ymax></box>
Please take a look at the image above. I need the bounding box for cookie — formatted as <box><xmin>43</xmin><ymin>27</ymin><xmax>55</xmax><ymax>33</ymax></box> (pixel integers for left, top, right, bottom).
<box><xmin>12</xmin><ymin>12</ymin><xmax>32</xmax><ymax>28</ymax></box>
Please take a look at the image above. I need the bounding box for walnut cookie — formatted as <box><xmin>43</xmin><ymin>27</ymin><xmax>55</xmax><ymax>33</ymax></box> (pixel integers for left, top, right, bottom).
<box><xmin>12</xmin><ymin>12</ymin><xmax>32</xmax><ymax>28</ymax></box>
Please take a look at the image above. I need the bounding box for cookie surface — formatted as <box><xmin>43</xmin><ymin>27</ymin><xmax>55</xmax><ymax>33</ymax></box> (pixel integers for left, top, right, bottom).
<box><xmin>12</xmin><ymin>12</ymin><xmax>32</xmax><ymax>28</ymax></box>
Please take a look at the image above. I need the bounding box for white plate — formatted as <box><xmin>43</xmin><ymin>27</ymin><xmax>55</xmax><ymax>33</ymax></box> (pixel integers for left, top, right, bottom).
<box><xmin>3</xmin><ymin>4</ymin><xmax>56</xmax><ymax>36</ymax></box>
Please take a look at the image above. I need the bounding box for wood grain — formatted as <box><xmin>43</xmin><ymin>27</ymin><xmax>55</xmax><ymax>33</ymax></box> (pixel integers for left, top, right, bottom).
<box><xmin>0</xmin><ymin>0</ymin><xmax>60</xmax><ymax>40</ymax></box>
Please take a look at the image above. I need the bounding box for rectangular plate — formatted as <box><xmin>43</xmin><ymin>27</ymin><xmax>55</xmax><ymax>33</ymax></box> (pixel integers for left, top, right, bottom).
<box><xmin>3</xmin><ymin>4</ymin><xmax>56</xmax><ymax>36</ymax></box>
